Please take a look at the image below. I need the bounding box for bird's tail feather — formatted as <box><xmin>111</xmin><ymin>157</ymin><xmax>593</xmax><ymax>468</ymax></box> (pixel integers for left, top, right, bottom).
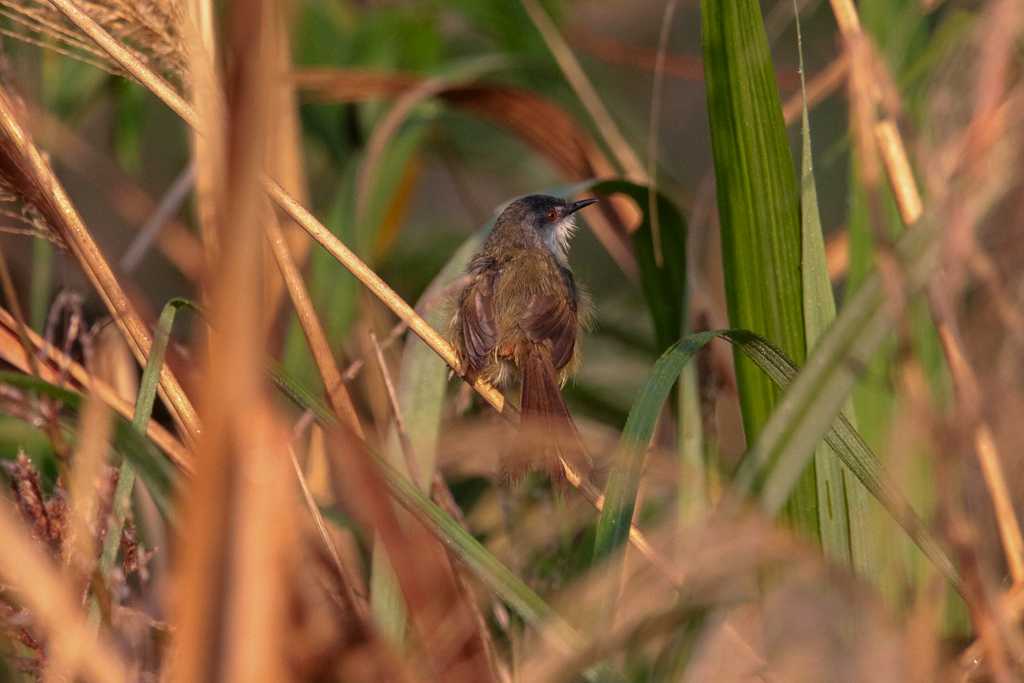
<box><xmin>512</xmin><ymin>342</ymin><xmax>591</xmax><ymax>484</ymax></box>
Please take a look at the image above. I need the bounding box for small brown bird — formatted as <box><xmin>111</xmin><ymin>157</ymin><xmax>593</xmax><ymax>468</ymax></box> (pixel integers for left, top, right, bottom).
<box><xmin>450</xmin><ymin>194</ymin><xmax>598</xmax><ymax>481</ymax></box>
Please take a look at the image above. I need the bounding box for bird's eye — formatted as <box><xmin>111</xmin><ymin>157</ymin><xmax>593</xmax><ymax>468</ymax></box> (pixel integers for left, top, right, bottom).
<box><xmin>546</xmin><ymin>208</ymin><xmax>559</xmax><ymax>222</ymax></box>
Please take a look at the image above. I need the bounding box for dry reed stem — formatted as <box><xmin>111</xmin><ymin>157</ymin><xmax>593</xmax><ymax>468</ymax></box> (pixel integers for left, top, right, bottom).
<box><xmin>260</xmin><ymin>0</ymin><xmax>312</xmax><ymax>323</ymax></box>
<box><xmin>934</xmin><ymin>313</ymin><xmax>1024</xmax><ymax>585</ymax></box>
<box><xmin>0</xmin><ymin>499</ymin><xmax>129</xmax><ymax>683</ymax></box>
<box><xmin>266</xmin><ymin>213</ymin><xmax>365</xmax><ymax>438</ymax></box>
<box><xmin>829</xmin><ymin>0</ymin><xmax>1024</xmax><ymax>589</ymax></box>
<box><xmin>520</xmin><ymin>0</ymin><xmax>647</xmax><ymax>183</ymax></box>
<box><xmin>0</xmin><ymin>306</ymin><xmax>192</xmax><ymax>472</ymax></box>
<box><xmin>0</xmin><ymin>243</ymin><xmax>39</xmax><ymax>377</ymax></box>
<box><xmin>875</xmin><ymin>119</ymin><xmax>924</xmax><ymax>224</ymax></box>
<box><xmin>368</xmin><ymin>331</ymin><xmax>418</xmax><ymax>483</ymax></box>
<box><xmin>0</xmin><ymin>86</ymin><xmax>200</xmax><ymax>446</ymax></box>
<box><xmin>169</xmin><ymin>0</ymin><xmax>294</xmax><ymax>677</ymax></box>
<box><xmin>49</xmin><ymin>0</ymin><xmax>681</xmax><ymax>591</ymax></box>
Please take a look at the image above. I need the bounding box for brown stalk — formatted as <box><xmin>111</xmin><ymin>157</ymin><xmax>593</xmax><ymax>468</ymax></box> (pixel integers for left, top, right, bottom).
<box><xmin>49</xmin><ymin>0</ymin><xmax>681</xmax><ymax>592</ymax></box>
<box><xmin>0</xmin><ymin>306</ymin><xmax>192</xmax><ymax>472</ymax></box>
<box><xmin>266</xmin><ymin>213</ymin><xmax>364</xmax><ymax>438</ymax></box>
<box><xmin>0</xmin><ymin>499</ymin><xmax>129</xmax><ymax>683</ymax></box>
<box><xmin>287</xmin><ymin>445</ymin><xmax>369</xmax><ymax>620</ymax></box>
<box><xmin>260</xmin><ymin>0</ymin><xmax>312</xmax><ymax>323</ymax></box>
<box><xmin>0</xmin><ymin>85</ymin><xmax>200</xmax><ymax>447</ymax></box>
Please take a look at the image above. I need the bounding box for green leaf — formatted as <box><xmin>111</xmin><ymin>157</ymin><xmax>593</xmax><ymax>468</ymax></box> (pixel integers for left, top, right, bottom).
<box><xmin>592</xmin><ymin>180</ymin><xmax>687</xmax><ymax>354</ymax></box>
<box><xmin>701</xmin><ymin>0</ymin><xmax>816</xmax><ymax>539</ymax></box>
<box><xmin>729</xmin><ymin>213</ymin><xmax>957</xmax><ymax>586</ymax></box>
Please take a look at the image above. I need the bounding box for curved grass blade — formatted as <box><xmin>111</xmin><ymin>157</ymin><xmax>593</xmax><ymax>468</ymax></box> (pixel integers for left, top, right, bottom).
<box><xmin>0</xmin><ymin>372</ymin><xmax>178</xmax><ymax>520</ymax></box>
<box><xmin>585</xmin><ymin>327</ymin><xmax>958</xmax><ymax>591</ymax></box>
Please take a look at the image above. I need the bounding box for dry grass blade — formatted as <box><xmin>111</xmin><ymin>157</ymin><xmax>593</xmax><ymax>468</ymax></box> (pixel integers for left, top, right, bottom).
<box><xmin>0</xmin><ymin>499</ymin><xmax>129</xmax><ymax>683</ymax></box>
<box><xmin>260</xmin><ymin>0</ymin><xmax>314</xmax><ymax>321</ymax></box>
<box><xmin>0</xmin><ymin>306</ymin><xmax>191</xmax><ymax>471</ymax></box>
<box><xmin>0</xmin><ymin>85</ymin><xmax>200</xmax><ymax>446</ymax></box>
<box><xmin>0</xmin><ymin>0</ymin><xmax>187</xmax><ymax>81</ymax></box>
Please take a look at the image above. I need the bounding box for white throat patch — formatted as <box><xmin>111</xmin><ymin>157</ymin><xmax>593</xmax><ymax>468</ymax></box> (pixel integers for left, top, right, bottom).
<box><xmin>545</xmin><ymin>214</ymin><xmax>577</xmax><ymax>265</ymax></box>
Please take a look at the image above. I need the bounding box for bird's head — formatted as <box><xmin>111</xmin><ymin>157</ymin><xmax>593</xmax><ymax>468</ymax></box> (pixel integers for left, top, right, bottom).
<box><xmin>493</xmin><ymin>194</ymin><xmax>599</xmax><ymax>264</ymax></box>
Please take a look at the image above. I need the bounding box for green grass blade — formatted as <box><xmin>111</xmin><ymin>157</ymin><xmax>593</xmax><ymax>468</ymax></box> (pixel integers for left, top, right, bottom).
<box><xmin>592</xmin><ymin>334</ymin><xmax>710</xmax><ymax>577</ymax></box>
<box><xmin>728</xmin><ymin>214</ymin><xmax>959</xmax><ymax>586</ymax></box>
<box><xmin>793</xmin><ymin>4</ymin><xmax>859</xmax><ymax>571</ymax></box>
<box><xmin>701</xmin><ymin>0</ymin><xmax>817</xmax><ymax>540</ymax></box>
<box><xmin>99</xmin><ymin>298</ymin><xmax>193</xmax><ymax>573</ymax></box>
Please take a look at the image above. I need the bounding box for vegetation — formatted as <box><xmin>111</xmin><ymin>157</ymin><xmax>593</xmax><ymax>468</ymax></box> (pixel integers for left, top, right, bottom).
<box><xmin>0</xmin><ymin>0</ymin><xmax>1020</xmax><ymax>680</ymax></box>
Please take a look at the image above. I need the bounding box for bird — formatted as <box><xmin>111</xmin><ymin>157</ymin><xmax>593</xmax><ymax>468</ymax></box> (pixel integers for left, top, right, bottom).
<box><xmin>449</xmin><ymin>194</ymin><xmax>598</xmax><ymax>482</ymax></box>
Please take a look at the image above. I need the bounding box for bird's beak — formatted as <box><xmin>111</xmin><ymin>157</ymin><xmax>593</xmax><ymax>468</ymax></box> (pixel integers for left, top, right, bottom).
<box><xmin>566</xmin><ymin>197</ymin><xmax>599</xmax><ymax>215</ymax></box>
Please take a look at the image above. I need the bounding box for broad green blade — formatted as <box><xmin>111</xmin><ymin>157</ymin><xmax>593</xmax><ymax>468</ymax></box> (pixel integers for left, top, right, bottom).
<box><xmin>701</xmin><ymin>0</ymin><xmax>817</xmax><ymax>540</ymax></box>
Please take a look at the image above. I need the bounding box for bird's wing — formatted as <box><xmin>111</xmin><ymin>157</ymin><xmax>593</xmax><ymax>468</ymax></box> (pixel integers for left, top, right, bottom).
<box><xmin>456</xmin><ymin>269</ymin><xmax>498</xmax><ymax>379</ymax></box>
<box><xmin>519</xmin><ymin>291</ymin><xmax>577</xmax><ymax>371</ymax></box>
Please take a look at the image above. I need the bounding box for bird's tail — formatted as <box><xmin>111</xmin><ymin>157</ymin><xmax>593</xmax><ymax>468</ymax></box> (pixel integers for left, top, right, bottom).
<box><xmin>512</xmin><ymin>342</ymin><xmax>591</xmax><ymax>484</ymax></box>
